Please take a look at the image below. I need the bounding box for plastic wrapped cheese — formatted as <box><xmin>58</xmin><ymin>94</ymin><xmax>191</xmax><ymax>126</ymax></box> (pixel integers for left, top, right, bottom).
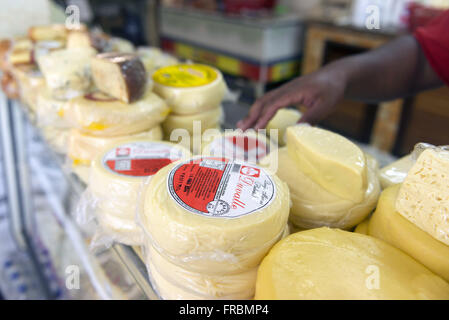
<box><xmin>255</xmin><ymin>228</ymin><xmax>449</xmax><ymax>300</ymax></box>
<box><xmin>41</xmin><ymin>126</ymin><xmax>70</xmax><ymax>155</ymax></box>
<box><xmin>37</xmin><ymin>47</ymin><xmax>97</xmax><ymax>100</ymax></box>
<box><xmin>287</xmin><ymin>125</ymin><xmax>368</xmax><ymax>203</ymax></box>
<box><xmin>162</xmin><ymin>106</ymin><xmax>223</xmax><ymax>137</ymax></box>
<box><xmin>153</xmin><ymin>64</ymin><xmax>226</xmax><ymax>115</ymax></box>
<box><xmin>379</xmin><ymin>155</ymin><xmax>413</xmax><ymax>189</ymax></box>
<box><xmin>260</xmin><ymin>148</ymin><xmax>380</xmax><ymax>230</ymax></box>
<box><xmin>202</xmin><ymin>129</ymin><xmax>275</xmax><ymax>163</ymax></box>
<box><xmin>68</xmin><ymin>126</ymin><xmax>163</xmax><ymax>166</ymax></box>
<box><xmin>65</xmin><ymin>89</ymin><xmax>169</xmax><ymax>137</ymax></box>
<box><xmin>369</xmin><ymin>185</ymin><xmax>449</xmax><ymax>282</ymax></box>
<box><xmin>35</xmin><ymin>89</ymin><xmax>69</xmax><ymax>128</ymax></box>
<box><xmin>11</xmin><ymin>64</ymin><xmax>46</xmax><ymax>111</ymax></box>
<box><xmin>266</xmin><ymin>108</ymin><xmax>302</xmax><ymax>146</ymax></box>
<box><xmin>86</xmin><ymin>140</ymin><xmax>191</xmax><ymax>245</ymax></box>
<box><xmin>139</xmin><ymin>156</ymin><xmax>290</xmax><ymax>275</ymax></box>
<box><xmin>396</xmin><ymin>148</ymin><xmax>449</xmax><ymax>246</ymax></box>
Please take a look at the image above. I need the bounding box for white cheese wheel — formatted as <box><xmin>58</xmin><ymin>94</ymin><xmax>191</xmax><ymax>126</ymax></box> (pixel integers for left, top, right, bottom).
<box><xmin>286</xmin><ymin>125</ymin><xmax>367</xmax><ymax>203</ymax></box>
<box><xmin>396</xmin><ymin>148</ymin><xmax>449</xmax><ymax>246</ymax></box>
<box><xmin>260</xmin><ymin>148</ymin><xmax>380</xmax><ymax>230</ymax></box>
<box><xmin>89</xmin><ymin>140</ymin><xmax>191</xmax><ymax>245</ymax></box>
<box><xmin>202</xmin><ymin>129</ymin><xmax>275</xmax><ymax>163</ymax></box>
<box><xmin>65</xmin><ymin>89</ymin><xmax>169</xmax><ymax>137</ymax></box>
<box><xmin>379</xmin><ymin>155</ymin><xmax>413</xmax><ymax>189</ymax></box>
<box><xmin>35</xmin><ymin>89</ymin><xmax>69</xmax><ymax>128</ymax></box>
<box><xmin>140</xmin><ymin>156</ymin><xmax>290</xmax><ymax>275</ymax></box>
<box><xmin>68</xmin><ymin>126</ymin><xmax>163</xmax><ymax>166</ymax></box>
<box><xmin>153</xmin><ymin>64</ymin><xmax>226</xmax><ymax>115</ymax></box>
<box><xmin>37</xmin><ymin>47</ymin><xmax>97</xmax><ymax>100</ymax></box>
<box><xmin>162</xmin><ymin>106</ymin><xmax>223</xmax><ymax>137</ymax></box>
<box><xmin>255</xmin><ymin>228</ymin><xmax>449</xmax><ymax>300</ymax></box>
<box><xmin>266</xmin><ymin>108</ymin><xmax>302</xmax><ymax>146</ymax></box>
<box><xmin>369</xmin><ymin>184</ymin><xmax>449</xmax><ymax>282</ymax></box>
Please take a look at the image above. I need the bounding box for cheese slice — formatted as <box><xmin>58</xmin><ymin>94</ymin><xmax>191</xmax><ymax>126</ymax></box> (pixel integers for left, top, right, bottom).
<box><xmin>286</xmin><ymin>125</ymin><xmax>367</xmax><ymax>202</ymax></box>
<box><xmin>65</xmin><ymin>89</ymin><xmax>169</xmax><ymax>137</ymax></box>
<box><xmin>396</xmin><ymin>149</ymin><xmax>449</xmax><ymax>246</ymax></box>
<box><xmin>37</xmin><ymin>47</ymin><xmax>97</xmax><ymax>100</ymax></box>
<box><xmin>89</xmin><ymin>140</ymin><xmax>191</xmax><ymax>245</ymax></box>
<box><xmin>266</xmin><ymin>108</ymin><xmax>302</xmax><ymax>146</ymax></box>
<box><xmin>255</xmin><ymin>228</ymin><xmax>449</xmax><ymax>300</ymax></box>
<box><xmin>91</xmin><ymin>52</ymin><xmax>146</xmax><ymax>103</ymax></box>
<box><xmin>369</xmin><ymin>184</ymin><xmax>449</xmax><ymax>282</ymax></box>
<box><xmin>153</xmin><ymin>64</ymin><xmax>226</xmax><ymax>115</ymax></box>
<box><xmin>260</xmin><ymin>148</ymin><xmax>380</xmax><ymax>230</ymax></box>
<box><xmin>162</xmin><ymin>106</ymin><xmax>223</xmax><ymax>136</ymax></box>
<box><xmin>140</xmin><ymin>156</ymin><xmax>290</xmax><ymax>275</ymax></box>
<box><xmin>68</xmin><ymin>126</ymin><xmax>163</xmax><ymax>166</ymax></box>
<box><xmin>379</xmin><ymin>155</ymin><xmax>413</xmax><ymax>189</ymax></box>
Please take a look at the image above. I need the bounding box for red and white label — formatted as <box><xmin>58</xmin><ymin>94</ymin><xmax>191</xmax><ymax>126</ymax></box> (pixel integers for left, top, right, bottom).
<box><xmin>102</xmin><ymin>142</ymin><xmax>185</xmax><ymax>177</ymax></box>
<box><xmin>207</xmin><ymin>135</ymin><xmax>269</xmax><ymax>163</ymax></box>
<box><xmin>167</xmin><ymin>157</ymin><xmax>276</xmax><ymax>218</ymax></box>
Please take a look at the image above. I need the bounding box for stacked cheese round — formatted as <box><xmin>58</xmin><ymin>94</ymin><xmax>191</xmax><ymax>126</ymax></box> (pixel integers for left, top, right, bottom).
<box><xmin>89</xmin><ymin>139</ymin><xmax>191</xmax><ymax>245</ymax></box>
<box><xmin>153</xmin><ymin>64</ymin><xmax>226</xmax><ymax>139</ymax></box>
<box><xmin>140</xmin><ymin>156</ymin><xmax>290</xmax><ymax>299</ymax></box>
<box><xmin>255</xmin><ymin>228</ymin><xmax>449</xmax><ymax>300</ymax></box>
<box><xmin>260</xmin><ymin>126</ymin><xmax>380</xmax><ymax>230</ymax></box>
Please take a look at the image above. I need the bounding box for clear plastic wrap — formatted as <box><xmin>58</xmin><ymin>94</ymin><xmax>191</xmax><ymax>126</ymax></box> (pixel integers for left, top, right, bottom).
<box><xmin>138</xmin><ymin>156</ymin><xmax>291</xmax><ymax>275</ymax></box>
<box><xmin>152</xmin><ymin>64</ymin><xmax>227</xmax><ymax>115</ymax></box>
<box><xmin>260</xmin><ymin>148</ymin><xmax>380</xmax><ymax>230</ymax></box>
<box><xmin>64</xmin><ymin>89</ymin><xmax>169</xmax><ymax>137</ymax></box>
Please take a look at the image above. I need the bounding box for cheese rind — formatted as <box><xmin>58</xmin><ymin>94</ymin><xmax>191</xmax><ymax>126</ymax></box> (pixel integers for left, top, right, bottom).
<box><xmin>286</xmin><ymin>125</ymin><xmax>367</xmax><ymax>202</ymax></box>
<box><xmin>91</xmin><ymin>52</ymin><xmax>146</xmax><ymax>103</ymax></box>
<box><xmin>379</xmin><ymin>155</ymin><xmax>413</xmax><ymax>189</ymax></box>
<box><xmin>369</xmin><ymin>185</ymin><xmax>449</xmax><ymax>282</ymax></box>
<box><xmin>396</xmin><ymin>149</ymin><xmax>449</xmax><ymax>246</ymax></box>
<box><xmin>266</xmin><ymin>109</ymin><xmax>302</xmax><ymax>146</ymax></box>
<box><xmin>255</xmin><ymin>228</ymin><xmax>449</xmax><ymax>300</ymax></box>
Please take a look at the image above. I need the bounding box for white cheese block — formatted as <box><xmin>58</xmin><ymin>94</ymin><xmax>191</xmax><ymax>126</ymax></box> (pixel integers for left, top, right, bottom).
<box><xmin>255</xmin><ymin>228</ymin><xmax>449</xmax><ymax>300</ymax></box>
<box><xmin>91</xmin><ymin>52</ymin><xmax>146</xmax><ymax>103</ymax></box>
<box><xmin>396</xmin><ymin>148</ymin><xmax>449</xmax><ymax>246</ymax></box>
<box><xmin>89</xmin><ymin>140</ymin><xmax>191</xmax><ymax>245</ymax></box>
<box><xmin>153</xmin><ymin>64</ymin><xmax>226</xmax><ymax>115</ymax></box>
<box><xmin>286</xmin><ymin>125</ymin><xmax>367</xmax><ymax>202</ymax></box>
<box><xmin>379</xmin><ymin>155</ymin><xmax>414</xmax><ymax>189</ymax></box>
<box><xmin>68</xmin><ymin>126</ymin><xmax>163</xmax><ymax>166</ymax></box>
<box><xmin>260</xmin><ymin>148</ymin><xmax>380</xmax><ymax>230</ymax></box>
<box><xmin>266</xmin><ymin>108</ymin><xmax>302</xmax><ymax>146</ymax></box>
<box><xmin>140</xmin><ymin>156</ymin><xmax>290</xmax><ymax>275</ymax></box>
<box><xmin>37</xmin><ymin>47</ymin><xmax>97</xmax><ymax>100</ymax></box>
<box><xmin>65</xmin><ymin>89</ymin><xmax>169</xmax><ymax>137</ymax></box>
<box><xmin>370</xmin><ymin>185</ymin><xmax>449</xmax><ymax>282</ymax></box>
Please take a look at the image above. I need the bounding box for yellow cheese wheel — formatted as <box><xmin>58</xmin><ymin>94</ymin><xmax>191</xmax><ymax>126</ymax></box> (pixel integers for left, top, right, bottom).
<box><xmin>65</xmin><ymin>89</ymin><xmax>169</xmax><ymax>137</ymax></box>
<box><xmin>260</xmin><ymin>148</ymin><xmax>380</xmax><ymax>230</ymax></box>
<box><xmin>89</xmin><ymin>139</ymin><xmax>191</xmax><ymax>245</ymax></box>
<box><xmin>369</xmin><ymin>185</ymin><xmax>449</xmax><ymax>282</ymax></box>
<box><xmin>266</xmin><ymin>108</ymin><xmax>302</xmax><ymax>146</ymax></box>
<box><xmin>153</xmin><ymin>64</ymin><xmax>226</xmax><ymax>115</ymax></box>
<box><xmin>140</xmin><ymin>157</ymin><xmax>290</xmax><ymax>275</ymax></box>
<box><xmin>379</xmin><ymin>155</ymin><xmax>413</xmax><ymax>189</ymax></box>
<box><xmin>255</xmin><ymin>228</ymin><xmax>449</xmax><ymax>300</ymax></box>
<box><xmin>68</xmin><ymin>126</ymin><xmax>163</xmax><ymax>166</ymax></box>
<box><xmin>287</xmin><ymin>125</ymin><xmax>367</xmax><ymax>203</ymax></box>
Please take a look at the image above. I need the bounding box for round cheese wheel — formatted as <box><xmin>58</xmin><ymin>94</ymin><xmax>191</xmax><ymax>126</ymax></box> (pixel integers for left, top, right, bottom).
<box><xmin>369</xmin><ymin>185</ymin><xmax>449</xmax><ymax>282</ymax></box>
<box><xmin>255</xmin><ymin>228</ymin><xmax>449</xmax><ymax>300</ymax></box>
<box><xmin>65</xmin><ymin>89</ymin><xmax>169</xmax><ymax>137</ymax></box>
<box><xmin>260</xmin><ymin>148</ymin><xmax>380</xmax><ymax>230</ymax></box>
<box><xmin>153</xmin><ymin>64</ymin><xmax>226</xmax><ymax>115</ymax></box>
<box><xmin>41</xmin><ymin>126</ymin><xmax>70</xmax><ymax>155</ymax></box>
<box><xmin>266</xmin><ymin>108</ymin><xmax>302</xmax><ymax>146</ymax></box>
<box><xmin>36</xmin><ymin>89</ymin><xmax>69</xmax><ymax>128</ymax></box>
<box><xmin>140</xmin><ymin>156</ymin><xmax>290</xmax><ymax>275</ymax></box>
<box><xmin>68</xmin><ymin>126</ymin><xmax>163</xmax><ymax>166</ymax></box>
<box><xmin>162</xmin><ymin>106</ymin><xmax>223</xmax><ymax>136</ymax></box>
<box><xmin>201</xmin><ymin>130</ymin><xmax>275</xmax><ymax>163</ymax></box>
<box><xmin>89</xmin><ymin>140</ymin><xmax>191</xmax><ymax>245</ymax></box>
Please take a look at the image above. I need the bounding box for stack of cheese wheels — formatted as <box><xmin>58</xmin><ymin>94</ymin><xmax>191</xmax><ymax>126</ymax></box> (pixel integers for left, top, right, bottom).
<box><xmin>260</xmin><ymin>125</ymin><xmax>380</xmax><ymax>230</ymax></box>
<box><xmin>368</xmin><ymin>147</ymin><xmax>449</xmax><ymax>282</ymax></box>
<box><xmin>153</xmin><ymin>64</ymin><xmax>226</xmax><ymax>147</ymax></box>
<box><xmin>65</xmin><ymin>53</ymin><xmax>170</xmax><ymax>181</ymax></box>
<box><xmin>201</xmin><ymin>130</ymin><xmax>275</xmax><ymax>164</ymax></box>
<box><xmin>139</xmin><ymin>156</ymin><xmax>290</xmax><ymax>299</ymax></box>
<box><xmin>255</xmin><ymin>228</ymin><xmax>449</xmax><ymax>299</ymax></box>
<box><xmin>89</xmin><ymin>139</ymin><xmax>191</xmax><ymax>245</ymax></box>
